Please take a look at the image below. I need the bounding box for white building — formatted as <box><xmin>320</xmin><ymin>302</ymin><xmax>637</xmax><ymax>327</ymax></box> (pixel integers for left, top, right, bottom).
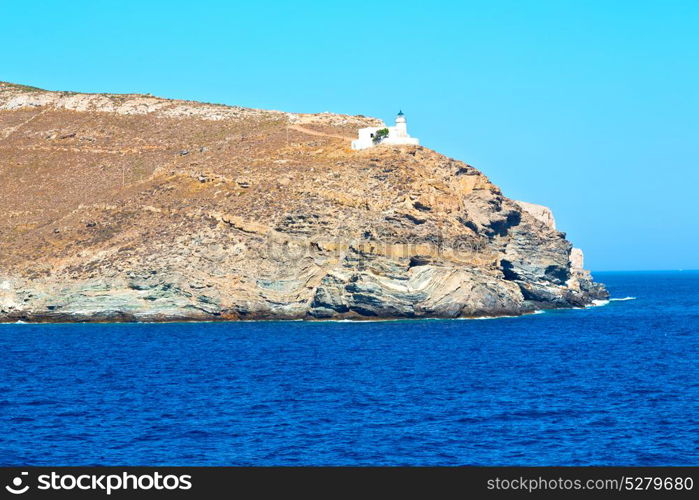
<box><xmin>351</xmin><ymin>111</ymin><xmax>420</xmax><ymax>150</ymax></box>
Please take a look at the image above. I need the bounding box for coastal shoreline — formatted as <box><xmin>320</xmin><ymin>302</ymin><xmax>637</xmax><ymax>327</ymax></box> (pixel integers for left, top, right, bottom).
<box><xmin>1</xmin><ymin>300</ymin><xmax>614</xmax><ymax>325</ymax></box>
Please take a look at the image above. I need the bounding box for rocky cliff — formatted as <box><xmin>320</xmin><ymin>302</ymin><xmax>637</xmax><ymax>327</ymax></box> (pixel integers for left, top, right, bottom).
<box><xmin>0</xmin><ymin>82</ymin><xmax>607</xmax><ymax>322</ymax></box>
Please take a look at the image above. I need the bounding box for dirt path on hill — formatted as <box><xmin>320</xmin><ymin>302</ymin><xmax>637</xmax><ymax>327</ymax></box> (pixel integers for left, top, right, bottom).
<box><xmin>288</xmin><ymin>124</ymin><xmax>353</xmax><ymax>141</ymax></box>
<box><xmin>1</xmin><ymin>108</ymin><xmax>49</xmax><ymax>140</ymax></box>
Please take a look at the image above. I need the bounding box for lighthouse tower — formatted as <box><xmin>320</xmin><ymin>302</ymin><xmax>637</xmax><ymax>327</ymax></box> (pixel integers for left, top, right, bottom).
<box><xmin>394</xmin><ymin>110</ymin><xmax>408</xmax><ymax>137</ymax></box>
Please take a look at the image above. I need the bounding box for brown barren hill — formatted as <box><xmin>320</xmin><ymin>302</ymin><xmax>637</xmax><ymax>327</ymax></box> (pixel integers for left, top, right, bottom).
<box><xmin>0</xmin><ymin>82</ymin><xmax>606</xmax><ymax>322</ymax></box>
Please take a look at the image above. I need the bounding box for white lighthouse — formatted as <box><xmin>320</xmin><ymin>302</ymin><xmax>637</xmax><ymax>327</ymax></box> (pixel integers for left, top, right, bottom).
<box><xmin>351</xmin><ymin>111</ymin><xmax>420</xmax><ymax>150</ymax></box>
<box><xmin>394</xmin><ymin>110</ymin><xmax>408</xmax><ymax>137</ymax></box>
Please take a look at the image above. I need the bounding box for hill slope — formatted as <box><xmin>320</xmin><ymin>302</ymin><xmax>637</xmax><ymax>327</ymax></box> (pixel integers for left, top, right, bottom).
<box><xmin>0</xmin><ymin>82</ymin><xmax>606</xmax><ymax>321</ymax></box>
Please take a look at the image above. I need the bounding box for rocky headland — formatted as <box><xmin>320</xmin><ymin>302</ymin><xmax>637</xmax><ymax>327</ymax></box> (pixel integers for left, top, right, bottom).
<box><xmin>0</xmin><ymin>82</ymin><xmax>607</xmax><ymax>322</ymax></box>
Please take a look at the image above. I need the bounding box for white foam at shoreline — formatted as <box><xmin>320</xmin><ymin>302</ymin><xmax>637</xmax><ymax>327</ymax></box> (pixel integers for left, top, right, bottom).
<box><xmin>471</xmin><ymin>315</ymin><xmax>518</xmax><ymax>320</ymax></box>
<box><xmin>586</xmin><ymin>296</ymin><xmax>637</xmax><ymax>309</ymax></box>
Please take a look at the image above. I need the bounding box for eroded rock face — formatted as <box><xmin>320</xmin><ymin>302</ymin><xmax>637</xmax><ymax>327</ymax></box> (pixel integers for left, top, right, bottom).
<box><xmin>515</xmin><ymin>200</ymin><xmax>556</xmax><ymax>230</ymax></box>
<box><xmin>0</xmin><ymin>82</ymin><xmax>607</xmax><ymax>322</ymax></box>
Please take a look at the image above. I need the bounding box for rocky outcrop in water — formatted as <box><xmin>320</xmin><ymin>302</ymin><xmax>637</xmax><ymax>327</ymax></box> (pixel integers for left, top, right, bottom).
<box><xmin>0</xmin><ymin>82</ymin><xmax>607</xmax><ymax>322</ymax></box>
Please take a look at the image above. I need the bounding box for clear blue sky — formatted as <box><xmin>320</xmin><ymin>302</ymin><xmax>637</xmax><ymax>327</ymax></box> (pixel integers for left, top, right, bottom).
<box><xmin>3</xmin><ymin>0</ymin><xmax>697</xmax><ymax>270</ymax></box>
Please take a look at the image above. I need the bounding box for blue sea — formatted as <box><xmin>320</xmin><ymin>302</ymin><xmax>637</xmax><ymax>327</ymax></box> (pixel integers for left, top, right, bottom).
<box><xmin>1</xmin><ymin>271</ymin><xmax>697</xmax><ymax>466</ymax></box>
